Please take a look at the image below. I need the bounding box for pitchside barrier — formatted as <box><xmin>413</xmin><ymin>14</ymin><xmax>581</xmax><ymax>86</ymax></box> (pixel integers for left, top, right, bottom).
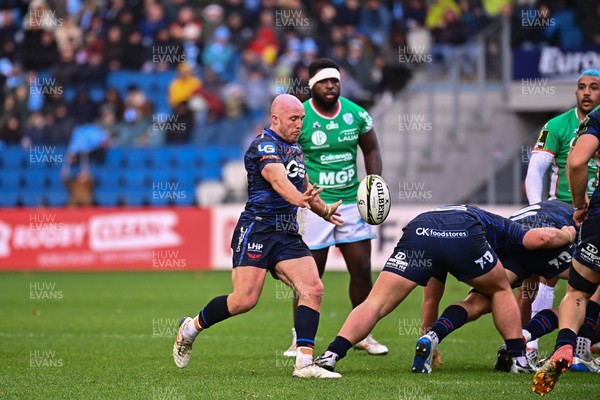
<box><xmin>0</xmin><ymin>205</ymin><xmax>518</xmax><ymax>271</ymax></box>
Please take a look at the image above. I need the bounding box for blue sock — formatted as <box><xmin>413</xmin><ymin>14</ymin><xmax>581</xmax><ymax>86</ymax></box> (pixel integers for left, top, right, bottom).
<box><xmin>524</xmin><ymin>309</ymin><xmax>558</xmax><ymax>341</ymax></box>
<box><xmin>578</xmin><ymin>300</ymin><xmax>600</xmax><ymax>340</ymax></box>
<box><xmin>295</xmin><ymin>305</ymin><xmax>319</xmax><ymax>349</ymax></box>
<box><xmin>555</xmin><ymin>328</ymin><xmax>577</xmax><ymax>351</ymax></box>
<box><xmin>505</xmin><ymin>338</ymin><xmax>526</xmax><ymax>358</ymax></box>
<box><xmin>198</xmin><ymin>295</ymin><xmax>232</xmax><ymax>329</ymax></box>
<box><xmin>430</xmin><ymin>305</ymin><xmax>469</xmax><ymax>344</ymax></box>
<box><xmin>327</xmin><ymin>336</ymin><xmax>353</xmax><ymax>360</ymax></box>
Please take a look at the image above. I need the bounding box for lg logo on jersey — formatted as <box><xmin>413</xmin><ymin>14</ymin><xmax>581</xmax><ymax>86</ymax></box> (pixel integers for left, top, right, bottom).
<box><xmin>258</xmin><ymin>142</ymin><xmax>276</xmax><ymax>153</ymax></box>
<box><xmin>286</xmin><ymin>160</ymin><xmax>306</xmax><ymax>178</ymax></box>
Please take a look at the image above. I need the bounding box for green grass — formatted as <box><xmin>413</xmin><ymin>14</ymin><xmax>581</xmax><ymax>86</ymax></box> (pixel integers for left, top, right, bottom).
<box><xmin>0</xmin><ymin>271</ymin><xmax>596</xmax><ymax>400</ymax></box>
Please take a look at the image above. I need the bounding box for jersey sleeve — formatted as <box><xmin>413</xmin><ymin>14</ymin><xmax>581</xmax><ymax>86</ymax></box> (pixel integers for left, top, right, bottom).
<box><xmin>354</xmin><ymin>103</ymin><xmax>374</xmax><ymax>134</ymax></box>
<box><xmin>532</xmin><ymin>122</ymin><xmax>559</xmax><ymax>156</ymax></box>
<box><xmin>504</xmin><ymin>219</ymin><xmax>528</xmax><ymax>249</ymax></box>
<box><xmin>252</xmin><ymin>136</ymin><xmax>283</xmax><ymax>172</ymax></box>
<box><xmin>577</xmin><ymin>110</ymin><xmax>600</xmax><ymax>142</ymax></box>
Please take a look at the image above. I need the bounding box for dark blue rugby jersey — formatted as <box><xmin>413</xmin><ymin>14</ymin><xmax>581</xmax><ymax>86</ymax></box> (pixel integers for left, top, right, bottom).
<box><xmin>240</xmin><ymin>129</ymin><xmax>306</xmax><ymax>226</ymax></box>
<box><xmin>577</xmin><ymin>109</ymin><xmax>600</xmax><ymax>216</ymax></box>
<box><xmin>509</xmin><ymin>200</ymin><xmax>575</xmax><ymax>229</ymax></box>
<box><xmin>426</xmin><ymin>205</ymin><xmax>528</xmax><ymax>256</ymax></box>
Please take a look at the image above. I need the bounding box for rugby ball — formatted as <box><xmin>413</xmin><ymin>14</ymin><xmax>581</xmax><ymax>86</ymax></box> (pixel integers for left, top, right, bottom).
<box><xmin>357</xmin><ymin>175</ymin><xmax>391</xmax><ymax>225</ymax></box>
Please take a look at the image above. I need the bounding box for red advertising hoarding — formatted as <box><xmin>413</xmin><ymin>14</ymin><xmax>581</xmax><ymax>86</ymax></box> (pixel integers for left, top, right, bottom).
<box><xmin>0</xmin><ymin>208</ymin><xmax>211</xmax><ymax>270</ymax></box>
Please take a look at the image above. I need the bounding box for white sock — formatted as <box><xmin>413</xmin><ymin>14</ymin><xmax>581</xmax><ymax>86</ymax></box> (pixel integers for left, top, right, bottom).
<box><xmin>427</xmin><ymin>330</ymin><xmax>439</xmax><ymax>348</ymax></box>
<box><xmin>184</xmin><ymin>316</ymin><xmax>201</xmax><ymax>339</ymax></box>
<box><xmin>522</xmin><ymin>329</ymin><xmax>532</xmax><ymax>344</ymax></box>
<box><xmin>575</xmin><ymin>337</ymin><xmax>592</xmax><ymax>361</ymax></box>
<box><xmin>291</xmin><ymin>327</ymin><xmax>297</xmax><ymax>345</ymax></box>
<box><xmin>295</xmin><ymin>346</ymin><xmax>313</xmax><ymax>369</ymax></box>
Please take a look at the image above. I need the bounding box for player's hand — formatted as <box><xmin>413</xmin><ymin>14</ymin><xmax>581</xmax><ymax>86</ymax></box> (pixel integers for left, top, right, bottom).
<box><xmin>323</xmin><ymin>200</ymin><xmax>343</xmax><ymax>226</ymax></box>
<box><xmin>432</xmin><ymin>349</ymin><xmax>444</xmax><ymax>369</ymax></box>
<box><xmin>299</xmin><ymin>183</ymin><xmax>324</xmax><ymax>209</ymax></box>
<box><xmin>573</xmin><ymin>209</ymin><xmax>588</xmax><ymax>226</ymax></box>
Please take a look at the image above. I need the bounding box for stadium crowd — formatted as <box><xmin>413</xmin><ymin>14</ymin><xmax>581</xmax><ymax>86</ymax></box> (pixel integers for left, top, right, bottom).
<box><xmin>1</xmin><ymin>0</ymin><xmax>596</xmax><ymax>152</ymax></box>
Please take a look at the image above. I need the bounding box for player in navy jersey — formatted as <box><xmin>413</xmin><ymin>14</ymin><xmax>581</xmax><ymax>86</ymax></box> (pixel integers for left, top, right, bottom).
<box><xmin>172</xmin><ymin>94</ymin><xmax>344</xmax><ymax>379</ymax></box>
<box><xmin>412</xmin><ymin>201</ymin><xmax>578</xmax><ymax>374</ymax></box>
<box><xmin>533</xmin><ymin>107</ymin><xmax>600</xmax><ymax>394</ymax></box>
<box><xmin>312</xmin><ymin>205</ymin><xmax>575</xmax><ymax>376</ymax></box>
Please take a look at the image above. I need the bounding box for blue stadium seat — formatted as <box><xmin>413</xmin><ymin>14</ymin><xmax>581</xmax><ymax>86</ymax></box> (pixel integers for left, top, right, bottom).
<box><xmin>199</xmin><ymin>146</ymin><xmax>223</xmax><ymax>168</ymax></box>
<box><xmin>46</xmin><ymin>168</ymin><xmax>65</xmax><ymax>189</ymax></box>
<box><xmin>177</xmin><ymin>169</ymin><xmax>197</xmax><ymax>188</ymax></box>
<box><xmin>2</xmin><ymin>147</ymin><xmax>24</xmax><ymax>168</ymax></box>
<box><xmin>121</xmin><ymin>169</ymin><xmax>148</xmax><ymax>188</ymax></box>
<box><xmin>121</xmin><ymin>189</ymin><xmax>147</xmax><ymax>206</ymax></box>
<box><xmin>172</xmin><ymin>147</ymin><xmax>199</xmax><ymax>168</ymax></box>
<box><xmin>222</xmin><ymin>146</ymin><xmax>243</xmax><ymax>162</ymax></box>
<box><xmin>197</xmin><ymin>166</ymin><xmax>221</xmax><ymax>182</ymax></box>
<box><xmin>20</xmin><ymin>189</ymin><xmax>46</xmax><ymax>207</ymax></box>
<box><xmin>149</xmin><ymin>168</ymin><xmax>174</xmax><ymax>184</ymax></box>
<box><xmin>22</xmin><ymin>169</ymin><xmax>48</xmax><ymax>188</ymax></box>
<box><xmin>123</xmin><ymin>149</ymin><xmax>148</xmax><ymax>168</ymax></box>
<box><xmin>45</xmin><ymin>190</ymin><xmax>69</xmax><ymax>206</ymax></box>
<box><xmin>104</xmin><ymin>149</ymin><xmax>124</xmax><ymax>167</ymax></box>
<box><xmin>0</xmin><ymin>190</ymin><xmax>19</xmax><ymax>207</ymax></box>
<box><xmin>0</xmin><ymin>170</ymin><xmax>21</xmax><ymax>189</ymax></box>
<box><xmin>92</xmin><ymin>168</ymin><xmax>119</xmax><ymax>190</ymax></box>
<box><xmin>94</xmin><ymin>189</ymin><xmax>121</xmax><ymax>206</ymax></box>
<box><xmin>148</xmin><ymin>148</ymin><xmax>172</xmax><ymax>168</ymax></box>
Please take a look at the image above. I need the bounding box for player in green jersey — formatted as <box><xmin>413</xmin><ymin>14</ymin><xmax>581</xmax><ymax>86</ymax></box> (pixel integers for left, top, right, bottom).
<box><xmin>523</xmin><ymin>69</ymin><xmax>600</xmax><ymax>364</ymax></box>
<box><xmin>282</xmin><ymin>58</ymin><xmax>387</xmax><ymax>357</ymax></box>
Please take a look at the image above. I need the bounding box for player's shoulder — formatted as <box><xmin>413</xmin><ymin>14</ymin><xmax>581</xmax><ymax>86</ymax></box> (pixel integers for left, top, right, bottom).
<box><xmin>579</xmin><ymin>106</ymin><xmax>600</xmax><ymax>135</ymax></box>
<box><xmin>545</xmin><ymin>108</ymin><xmax>577</xmax><ymax>131</ymax></box>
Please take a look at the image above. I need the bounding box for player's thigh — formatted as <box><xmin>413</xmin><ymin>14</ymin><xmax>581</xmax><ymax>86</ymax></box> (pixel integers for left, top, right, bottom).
<box><xmin>367</xmin><ymin>271</ymin><xmax>418</xmax><ymax>317</ymax></box>
<box><xmin>464</xmin><ymin>261</ymin><xmax>513</xmax><ymax>298</ymax></box>
<box><xmin>275</xmin><ymin>256</ymin><xmax>323</xmax><ymax>297</ymax></box>
<box><xmin>231</xmin><ymin>266</ymin><xmax>268</xmax><ymax>305</ymax></box>
<box><xmin>338</xmin><ymin>239</ymin><xmax>372</xmax><ymax>275</ymax></box>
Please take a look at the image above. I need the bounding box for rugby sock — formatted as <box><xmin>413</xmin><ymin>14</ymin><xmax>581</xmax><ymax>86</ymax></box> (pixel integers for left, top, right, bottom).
<box><xmin>195</xmin><ymin>295</ymin><xmax>232</xmax><ymax>331</ymax></box>
<box><xmin>522</xmin><ymin>309</ymin><xmax>558</xmax><ymax>342</ymax></box>
<box><xmin>528</xmin><ymin>283</ymin><xmax>555</xmax><ymax>350</ymax></box>
<box><xmin>295</xmin><ymin>305</ymin><xmax>319</xmax><ymax>349</ymax></box>
<box><xmin>575</xmin><ymin>300</ymin><xmax>600</xmax><ymax>360</ymax></box>
<box><xmin>505</xmin><ymin>338</ymin><xmax>526</xmax><ymax>359</ymax></box>
<box><xmin>326</xmin><ymin>336</ymin><xmax>353</xmax><ymax>360</ymax></box>
<box><xmin>295</xmin><ymin>347</ymin><xmax>313</xmax><ymax>369</ymax></box>
<box><xmin>555</xmin><ymin>328</ymin><xmax>577</xmax><ymax>351</ymax></box>
<box><xmin>429</xmin><ymin>305</ymin><xmax>469</xmax><ymax>344</ymax></box>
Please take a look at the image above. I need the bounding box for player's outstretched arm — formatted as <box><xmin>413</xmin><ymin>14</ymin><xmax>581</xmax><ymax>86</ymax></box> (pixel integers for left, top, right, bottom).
<box><xmin>522</xmin><ymin>226</ymin><xmax>575</xmax><ymax>250</ymax></box>
<box><xmin>525</xmin><ymin>152</ymin><xmax>554</xmax><ymax>205</ymax></box>
<box><xmin>568</xmin><ymin>134</ymin><xmax>599</xmax><ymax>224</ymax></box>
<box><xmin>261</xmin><ymin>163</ymin><xmax>321</xmax><ymax>208</ymax></box>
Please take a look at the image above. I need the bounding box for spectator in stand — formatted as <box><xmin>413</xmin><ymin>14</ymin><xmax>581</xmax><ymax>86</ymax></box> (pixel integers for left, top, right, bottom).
<box><xmin>0</xmin><ymin>115</ymin><xmax>22</xmax><ymax>145</ymax></box>
<box><xmin>78</xmin><ymin>51</ymin><xmax>107</xmax><ymax>89</ymax></box>
<box><xmin>100</xmin><ymin>87</ymin><xmax>125</xmax><ymax>122</ymax></box>
<box><xmin>47</xmin><ymin>103</ymin><xmax>75</xmax><ymax>145</ymax></box>
<box><xmin>114</xmin><ymin>85</ymin><xmax>153</xmax><ymax>147</ymax></box>
<box><xmin>359</xmin><ymin>0</ymin><xmax>393</xmax><ymax>49</ymax></box>
<box><xmin>22</xmin><ymin>29</ymin><xmax>60</xmax><ymax>71</ymax></box>
<box><xmin>241</xmin><ymin>65</ymin><xmax>270</xmax><ymax>125</ymax></box>
<box><xmin>77</xmin><ymin>30</ymin><xmax>105</xmax><ymax>65</ymax></box>
<box><xmin>140</xmin><ymin>2</ymin><xmax>169</xmax><ymax>43</ymax></box>
<box><xmin>581</xmin><ymin>1</ymin><xmax>600</xmax><ymax>46</ymax></box>
<box><xmin>168</xmin><ymin>63</ymin><xmax>202</xmax><ymax>109</ymax></box>
<box><xmin>335</xmin><ymin>0</ymin><xmax>361</xmax><ymax>36</ymax></box>
<box><xmin>545</xmin><ymin>0</ymin><xmax>583</xmax><ymax>50</ymax></box>
<box><xmin>430</xmin><ymin>6</ymin><xmax>469</xmax><ymax>77</ymax></box>
<box><xmin>202</xmin><ymin>26</ymin><xmax>237</xmax><ymax>82</ymax></box>
<box><xmin>70</xmin><ymin>89</ymin><xmax>98</xmax><ymax>126</ymax></box>
<box><xmin>103</xmin><ymin>25</ymin><xmax>126</xmax><ymax>72</ymax></box>
<box><xmin>405</xmin><ymin>0</ymin><xmax>428</xmax><ymax>29</ymax></box>
<box><xmin>152</xmin><ymin>27</ymin><xmax>185</xmax><ymax>72</ymax></box>
<box><xmin>113</xmin><ymin>8</ymin><xmax>138</xmax><ymax>39</ymax></box>
<box><xmin>164</xmin><ymin>101</ymin><xmax>194</xmax><ymax>144</ymax></box>
<box><xmin>54</xmin><ymin>15</ymin><xmax>83</xmax><ymax>53</ymax></box>
<box><xmin>246</xmin><ymin>9</ymin><xmax>280</xmax><ymax>66</ymax></box>
<box><xmin>21</xmin><ymin>111</ymin><xmax>48</xmax><ymax>147</ymax></box>
<box><xmin>121</xmin><ymin>31</ymin><xmax>146</xmax><ymax>70</ymax></box>
<box><xmin>170</xmin><ymin>6</ymin><xmax>201</xmax><ymax>69</ymax></box>
<box><xmin>200</xmin><ymin>4</ymin><xmax>225</xmax><ymax>48</ymax></box>
<box><xmin>225</xmin><ymin>11</ymin><xmax>250</xmax><ymax>51</ymax></box>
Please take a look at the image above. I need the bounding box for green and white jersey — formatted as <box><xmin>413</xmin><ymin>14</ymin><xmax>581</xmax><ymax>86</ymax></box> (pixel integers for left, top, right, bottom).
<box><xmin>299</xmin><ymin>97</ymin><xmax>373</xmax><ymax>204</ymax></box>
<box><xmin>532</xmin><ymin>107</ymin><xmax>598</xmax><ymax>202</ymax></box>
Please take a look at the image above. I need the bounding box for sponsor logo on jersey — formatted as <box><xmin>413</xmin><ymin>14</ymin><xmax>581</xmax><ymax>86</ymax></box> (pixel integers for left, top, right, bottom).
<box><xmin>415</xmin><ymin>228</ymin><xmax>469</xmax><ymax>238</ymax></box>
<box><xmin>286</xmin><ymin>159</ymin><xmax>306</xmax><ymax>178</ymax></box>
<box><xmin>312</xmin><ymin>121</ymin><xmax>321</xmax><ymax>129</ymax></box>
<box><xmin>311</xmin><ymin>130</ymin><xmax>327</xmax><ymax>146</ymax></box>
<box><xmin>258</xmin><ymin>142</ymin><xmax>276</xmax><ymax>153</ymax></box>
<box><xmin>385</xmin><ymin>251</ymin><xmax>408</xmax><ymax>271</ymax></box>
<box><xmin>343</xmin><ymin>113</ymin><xmax>353</xmax><ymax>125</ymax></box>
<box><xmin>319</xmin><ymin>153</ymin><xmax>353</xmax><ymax>164</ymax></box>
<box><xmin>318</xmin><ymin>167</ymin><xmax>355</xmax><ymax>186</ymax></box>
<box><xmin>247</xmin><ymin>252</ymin><xmax>262</xmax><ymax>259</ymax></box>
<box><xmin>326</xmin><ymin>121</ymin><xmax>339</xmax><ymax>130</ymax></box>
<box><xmin>338</xmin><ymin>129</ymin><xmax>359</xmax><ymax>142</ymax></box>
<box><xmin>534</xmin><ymin>128</ymin><xmax>549</xmax><ymax>150</ymax></box>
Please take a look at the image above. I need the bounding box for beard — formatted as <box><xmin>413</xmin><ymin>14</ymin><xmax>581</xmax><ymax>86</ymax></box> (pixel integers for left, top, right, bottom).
<box><xmin>312</xmin><ymin>91</ymin><xmax>339</xmax><ymax>111</ymax></box>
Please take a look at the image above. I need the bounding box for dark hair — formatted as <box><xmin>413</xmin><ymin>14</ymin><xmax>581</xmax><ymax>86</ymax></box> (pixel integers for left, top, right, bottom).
<box><xmin>308</xmin><ymin>58</ymin><xmax>340</xmax><ymax>79</ymax></box>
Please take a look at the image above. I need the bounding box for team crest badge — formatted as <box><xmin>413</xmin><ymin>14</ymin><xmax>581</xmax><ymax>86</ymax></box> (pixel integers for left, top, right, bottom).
<box><xmin>343</xmin><ymin>113</ymin><xmax>353</xmax><ymax>125</ymax></box>
<box><xmin>312</xmin><ymin>121</ymin><xmax>321</xmax><ymax>129</ymax></box>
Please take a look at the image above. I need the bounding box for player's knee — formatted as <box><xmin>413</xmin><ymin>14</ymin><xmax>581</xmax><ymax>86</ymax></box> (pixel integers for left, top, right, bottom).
<box><xmin>298</xmin><ymin>279</ymin><xmax>324</xmax><ymax>300</ymax></box>
<box><xmin>568</xmin><ymin>267</ymin><xmax>599</xmax><ymax>295</ymax></box>
<box><xmin>229</xmin><ymin>294</ymin><xmax>259</xmax><ymax>314</ymax></box>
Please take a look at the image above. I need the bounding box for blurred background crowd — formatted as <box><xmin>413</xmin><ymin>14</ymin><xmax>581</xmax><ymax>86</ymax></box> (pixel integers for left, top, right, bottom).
<box><xmin>0</xmin><ymin>0</ymin><xmax>598</xmax><ymax>206</ymax></box>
